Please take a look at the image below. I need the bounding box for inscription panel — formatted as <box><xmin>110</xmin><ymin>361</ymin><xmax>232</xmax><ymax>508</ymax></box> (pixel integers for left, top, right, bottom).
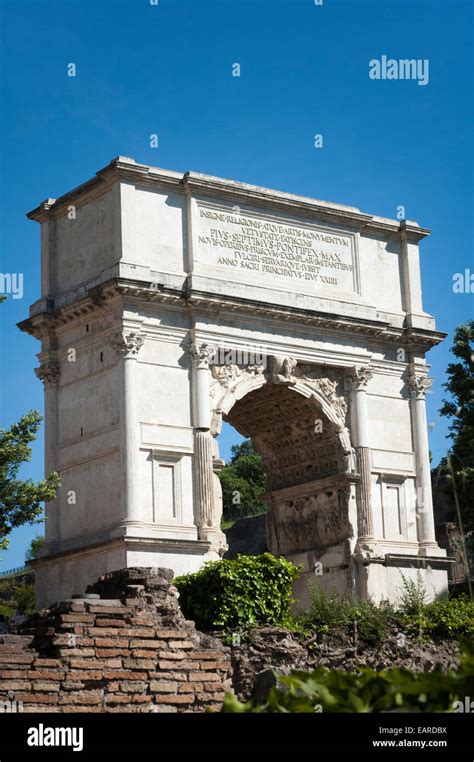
<box><xmin>196</xmin><ymin>203</ymin><xmax>359</xmax><ymax>295</ymax></box>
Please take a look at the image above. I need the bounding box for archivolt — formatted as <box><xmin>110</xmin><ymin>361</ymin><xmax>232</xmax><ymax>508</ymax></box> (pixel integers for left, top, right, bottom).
<box><xmin>210</xmin><ymin>368</ymin><xmax>354</xmax><ymax>474</ymax></box>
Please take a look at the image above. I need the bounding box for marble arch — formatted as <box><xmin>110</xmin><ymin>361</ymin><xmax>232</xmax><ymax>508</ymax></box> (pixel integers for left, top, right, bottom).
<box><xmin>19</xmin><ymin>157</ymin><xmax>451</xmax><ymax>607</ymax></box>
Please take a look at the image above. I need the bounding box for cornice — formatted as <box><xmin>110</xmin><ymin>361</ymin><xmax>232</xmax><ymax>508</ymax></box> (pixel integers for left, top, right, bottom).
<box><xmin>185</xmin><ymin>287</ymin><xmax>388</xmax><ymax>335</ymax></box>
<box><xmin>26</xmin><ymin>157</ymin><xmax>429</xmax><ymax>241</ymax></box>
<box><xmin>27</xmin><ymin>157</ymin><xmax>182</xmax><ymax>222</ymax></box>
<box><xmin>406</xmin><ymin>326</ymin><xmax>447</xmax><ymax>347</ymax></box>
<box><xmin>181</xmin><ymin>172</ymin><xmax>374</xmax><ymax>229</ymax></box>
<box><xmin>26</xmin><ymin>198</ymin><xmax>57</xmax><ymax>223</ymax></box>
<box><xmin>364</xmin><ymin>219</ymin><xmax>430</xmax><ymax>242</ymax></box>
<box><xmin>17</xmin><ymin>277</ymin><xmax>445</xmax><ymax>350</ymax></box>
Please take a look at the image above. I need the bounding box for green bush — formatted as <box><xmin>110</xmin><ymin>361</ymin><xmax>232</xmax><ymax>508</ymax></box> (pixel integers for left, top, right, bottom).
<box><xmin>308</xmin><ymin>585</ymin><xmax>354</xmax><ymax>633</ymax></box>
<box><xmin>305</xmin><ymin>586</ymin><xmax>398</xmax><ymax>646</ymax></box>
<box><xmin>397</xmin><ymin>574</ymin><xmax>474</xmax><ymax>641</ymax></box>
<box><xmin>305</xmin><ymin>581</ymin><xmax>473</xmax><ymax>645</ymax></box>
<box><xmin>398</xmin><ymin>572</ymin><xmax>430</xmax><ymax>640</ymax></box>
<box><xmin>425</xmin><ymin>595</ymin><xmax>474</xmax><ymax>639</ymax></box>
<box><xmin>399</xmin><ymin>572</ymin><xmax>428</xmax><ymax>615</ymax></box>
<box><xmin>355</xmin><ymin>599</ymin><xmax>398</xmax><ymax>646</ymax></box>
<box><xmin>222</xmin><ymin>643</ymin><xmax>474</xmax><ymax>713</ymax></box>
<box><xmin>174</xmin><ymin>553</ymin><xmax>299</xmax><ymax>631</ymax></box>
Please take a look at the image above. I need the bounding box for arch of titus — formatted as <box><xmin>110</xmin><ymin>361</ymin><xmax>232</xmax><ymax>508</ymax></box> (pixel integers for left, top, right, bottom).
<box><xmin>19</xmin><ymin>157</ymin><xmax>451</xmax><ymax>608</ymax></box>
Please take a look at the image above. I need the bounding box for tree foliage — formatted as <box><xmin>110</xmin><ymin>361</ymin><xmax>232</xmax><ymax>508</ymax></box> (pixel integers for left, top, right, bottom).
<box><xmin>437</xmin><ymin>321</ymin><xmax>474</xmax><ymax>532</ymax></box>
<box><xmin>11</xmin><ymin>583</ymin><xmax>35</xmax><ymax>614</ymax></box>
<box><xmin>218</xmin><ymin>439</ymin><xmax>267</xmax><ymax>520</ymax></box>
<box><xmin>0</xmin><ymin>411</ymin><xmax>59</xmax><ymax>552</ymax></box>
<box><xmin>25</xmin><ymin>534</ymin><xmax>45</xmax><ymax>565</ymax></box>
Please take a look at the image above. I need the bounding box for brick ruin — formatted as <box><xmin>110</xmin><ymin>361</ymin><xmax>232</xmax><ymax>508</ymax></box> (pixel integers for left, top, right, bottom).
<box><xmin>0</xmin><ymin>567</ymin><xmax>232</xmax><ymax>712</ymax></box>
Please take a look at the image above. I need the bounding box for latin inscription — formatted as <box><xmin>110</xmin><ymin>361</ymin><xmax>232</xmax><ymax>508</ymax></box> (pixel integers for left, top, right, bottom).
<box><xmin>197</xmin><ymin>207</ymin><xmax>355</xmax><ymax>292</ymax></box>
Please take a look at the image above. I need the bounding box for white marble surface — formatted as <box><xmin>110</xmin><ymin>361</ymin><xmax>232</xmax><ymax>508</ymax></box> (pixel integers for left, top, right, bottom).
<box><xmin>22</xmin><ymin>158</ymin><xmax>448</xmax><ymax>607</ymax></box>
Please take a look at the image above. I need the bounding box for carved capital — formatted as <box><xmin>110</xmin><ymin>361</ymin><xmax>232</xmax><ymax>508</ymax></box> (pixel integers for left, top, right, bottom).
<box><xmin>346</xmin><ymin>366</ymin><xmax>373</xmax><ymax>392</ymax></box>
<box><xmin>35</xmin><ymin>362</ymin><xmax>60</xmax><ymax>387</ymax></box>
<box><xmin>111</xmin><ymin>332</ymin><xmax>144</xmax><ymax>358</ymax></box>
<box><xmin>186</xmin><ymin>341</ymin><xmax>214</xmax><ymax>369</ymax></box>
<box><xmin>408</xmin><ymin>373</ymin><xmax>432</xmax><ymax>400</ymax></box>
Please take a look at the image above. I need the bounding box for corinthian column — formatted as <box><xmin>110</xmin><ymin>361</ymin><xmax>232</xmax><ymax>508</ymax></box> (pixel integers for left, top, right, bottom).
<box><xmin>188</xmin><ymin>342</ymin><xmax>213</xmax><ymax>431</ymax></box>
<box><xmin>186</xmin><ymin>340</ymin><xmax>226</xmax><ymax>555</ymax></box>
<box><xmin>347</xmin><ymin>366</ymin><xmax>375</xmax><ymax>544</ymax></box>
<box><xmin>194</xmin><ymin>430</ymin><xmax>214</xmax><ymax>529</ymax></box>
<box><xmin>35</xmin><ymin>361</ymin><xmax>61</xmax><ymax>550</ymax></box>
<box><xmin>112</xmin><ymin>332</ymin><xmax>144</xmax><ymax>525</ymax></box>
<box><xmin>186</xmin><ymin>341</ymin><xmax>214</xmax><ymax>526</ymax></box>
<box><xmin>408</xmin><ymin>369</ymin><xmax>438</xmax><ymax>552</ymax></box>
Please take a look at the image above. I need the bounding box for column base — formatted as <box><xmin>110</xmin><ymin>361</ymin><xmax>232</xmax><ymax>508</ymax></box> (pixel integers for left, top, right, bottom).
<box><xmin>198</xmin><ymin>526</ymin><xmax>228</xmax><ymax>557</ymax></box>
<box><xmin>353</xmin><ymin>539</ymin><xmax>385</xmax><ymax>563</ymax></box>
<box><xmin>418</xmin><ymin>542</ymin><xmax>447</xmax><ymax>557</ymax></box>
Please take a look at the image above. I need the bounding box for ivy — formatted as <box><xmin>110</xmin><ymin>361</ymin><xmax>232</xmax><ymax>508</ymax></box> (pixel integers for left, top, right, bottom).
<box><xmin>174</xmin><ymin>553</ymin><xmax>299</xmax><ymax>631</ymax></box>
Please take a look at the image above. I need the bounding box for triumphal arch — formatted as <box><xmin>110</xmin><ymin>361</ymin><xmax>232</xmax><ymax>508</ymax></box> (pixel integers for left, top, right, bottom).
<box><xmin>20</xmin><ymin>157</ymin><xmax>451</xmax><ymax>607</ymax></box>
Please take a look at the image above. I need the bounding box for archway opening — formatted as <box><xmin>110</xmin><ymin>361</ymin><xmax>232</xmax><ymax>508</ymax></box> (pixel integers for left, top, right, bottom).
<box><xmin>227</xmin><ymin>383</ymin><xmax>346</xmax><ymax>490</ymax></box>
<box><xmin>217</xmin><ymin>422</ymin><xmax>267</xmax><ymax>526</ymax></box>
<box><xmin>217</xmin><ymin>380</ymin><xmax>355</xmax><ymax>604</ymax></box>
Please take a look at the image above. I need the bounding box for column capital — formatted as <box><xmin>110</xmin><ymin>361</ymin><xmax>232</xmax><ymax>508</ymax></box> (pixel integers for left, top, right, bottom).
<box><xmin>346</xmin><ymin>365</ymin><xmax>373</xmax><ymax>392</ymax></box>
<box><xmin>408</xmin><ymin>372</ymin><xmax>432</xmax><ymax>400</ymax></box>
<box><xmin>185</xmin><ymin>340</ymin><xmax>214</xmax><ymax>369</ymax></box>
<box><xmin>111</xmin><ymin>331</ymin><xmax>144</xmax><ymax>359</ymax></box>
<box><xmin>35</xmin><ymin>362</ymin><xmax>60</xmax><ymax>387</ymax></box>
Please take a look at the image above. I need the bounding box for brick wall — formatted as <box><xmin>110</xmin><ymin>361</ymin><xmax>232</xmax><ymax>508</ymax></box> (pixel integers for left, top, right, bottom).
<box><xmin>0</xmin><ymin>567</ymin><xmax>232</xmax><ymax>713</ymax></box>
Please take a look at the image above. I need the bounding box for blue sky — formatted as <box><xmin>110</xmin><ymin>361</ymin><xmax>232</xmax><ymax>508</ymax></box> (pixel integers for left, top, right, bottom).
<box><xmin>0</xmin><ymin>0</ymin><xmax>472</xmax><ymax>570</ymax></box>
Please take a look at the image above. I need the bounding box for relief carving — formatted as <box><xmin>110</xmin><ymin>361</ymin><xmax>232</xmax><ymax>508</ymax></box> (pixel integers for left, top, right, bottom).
<box><xmin>245</xmin><ymin>363</ymin><xmax>265</xmax><ymax>376</ymax></box>
<box><xmin>210</xmin><ymin>408</ymin><xmax>223</xmax><ymax>437</ymax></box>
<box><xmin>211</xmin><ymin>362</ymin><xmax>242</xmax><ymax>389</ymax></box>
<box><xmin>294</xmin><ymin>364</ymin><xmax>348</xmax><ymax>423</ymax></box>
<box><xmin>267</xmin><ymin>485</ymin><xmax>353</xmax><ymax>556</ymax></box>
<box><xmin>209</xmin><ymin>357</ymin><xmax>264</xmax><ymax>400</ymax></box>
<box><xmin>269</xmin><ymin>356</ymin><xmax>298</xmax><ymax>385</ymax></box>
